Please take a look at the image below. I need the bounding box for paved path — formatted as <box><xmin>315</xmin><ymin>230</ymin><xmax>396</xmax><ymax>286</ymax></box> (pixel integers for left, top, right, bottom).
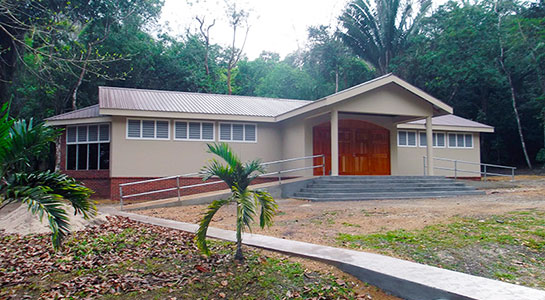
<box><xmin>100</xmin><ymin>206</ymin><xmax>545</xmax><ymax>300</ymax></box>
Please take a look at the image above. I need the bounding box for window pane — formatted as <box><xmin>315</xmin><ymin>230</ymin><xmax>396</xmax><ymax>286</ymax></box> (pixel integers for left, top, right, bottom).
<box><xmin>407</xmin><ymin>132</ymin><xmax>416</xmax><ymax>146</ymax></box>
<box><xmin>436</xmin><ymin>133</ymin><xmax>445</xmax><ymax>147</ymax></box>
<box><xmin>398</xmin><ymin>131</ymin><xmax>407</xmax><ymax>145</ymax></box>
<box><xmin>232</xmin><ymin>124</ymin><xmax>244</xmax><ymax>141</ymax></box>
<box><xmin>99</xmin><ymin>143</ymin><xmax>110</xmax><ymax>170</ymax></box>
<box><xmin>142</xmin><ymin>120</ymin><xmax>155</xmax><ymax>138</ymax></box>
<box><xmin>419</xmin><ymin>132</ymin><xmax>427</xmax><ymax>146</ymax></box>
<box><xmin>88</xmin><ymin>144</ymin><xmax>98</xmax><ymax>170</ymax></box>
<box><xmin>128</xmin><ymin>120</ymin><xmax>141</xmax><ymax>138</ymax></box>
<box><xmin>156</xmin><ymin>121</ymin><xmax>169</xmax><ymax>139</ymax></box>
<box><xmin>202</xmin><ymin>123</ymin><xmax>214</xmax><ymax>140</ymax></box>
<box><xmin>448</xmin><ymin>134</ymin><xmax>457</xmax><ymax>147</ymax></box>
<box><xmin>88</xmin><ymin>125</ymin><xmax>98</xmax><ymax>142</ymax></box>
<box><xmin>77</xmin><ymin>144</ymin><xmax>88</xmax><ymax>170</ymax></box>
<box><xmin>175</xmin><ymin>122</ymin><xmax>187</xmax><ymax>139</ymax></box>
<box><xmin>189</xmin><ymin>122</ymin><xmax>201</xmax><ymax>139</ymax></box>
<box><xmin>77</xmin><ymin>126</ymin><xmax>87</xmax><ymax>142</ymax></box>
<box><xmin>67</xmin><ymin>145</ymin><xmax>77</xmax><ymax>170</ymax></box>
<box><xmin>457</xmin><ymin>134</ymin><xmax>465</xmax><ymax>147</ymax></box>
<box><xmin>67</xmin><ymin>127</ymin><xmax>77</xmax><ymax>143</ymax></box>
<box><xmin>220</xmin><ymin>124</ymin><xmax>231</xmax><ymax>140</ymax></box>
<box><xmin>465</xmin><ymin>134</ymin><xmax>473</xmax><ymax>148</ymax></box>
<box><xmin>245</xmin><ymin>124</ymin><xmax>256</xmax><ymax>141</ymax></box>
<box><xmin>99</xmin><ymin>124</ymin><xmax>109</xmax><ymax>141</ymax></box>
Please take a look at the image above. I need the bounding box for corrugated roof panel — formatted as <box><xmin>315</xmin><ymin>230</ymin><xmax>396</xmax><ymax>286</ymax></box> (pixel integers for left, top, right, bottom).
<box><xmin>45</xmin><ymin>105</ymin><xmax>101</xmax><ymax>121</ymax></box>
<box><xmin>407</xmin><ymin>115</ymin><xmax>493</xmax><ymax>128</ymax></box>
<box><xmin>98</xmin><ymin>86</ymin><xmax>310</xmax><ymax>117</ymax></box>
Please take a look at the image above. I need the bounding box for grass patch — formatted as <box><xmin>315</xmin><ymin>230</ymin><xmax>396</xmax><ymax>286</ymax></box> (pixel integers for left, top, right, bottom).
<box><xmin>1</xmin><ymin>216</ymin><xmax>361</xmax><ymax>299</ymax></box>
<box><xmin>336</xmin><ymin>210</ymin><xmax>545</xmax><ymax>288</ymax></box>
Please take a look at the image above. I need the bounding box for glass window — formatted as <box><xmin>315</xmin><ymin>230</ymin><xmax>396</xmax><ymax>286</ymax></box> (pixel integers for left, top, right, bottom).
<box><xmin>202</xmin><ymin>123</ymin><xmax>214</xmax><ymax>140</ymax></box>
<box><xmin>77</xmin><ymin>144</ymin><xmax>88</xmax><ymax>170</ymax></box>
<box><xmin>88</xmin><ymin>125</ymin><xmax>98</xmax><ymax>142</ymax></box>
<box><xmin>99</xmin><ymin>143</ymin><xmax>110</xmax><ymax>170</ymax></box>
<box><xmin>436</xmin><ymin>133</ymin><xmax>445</xmax><ymax>147</ymax></box>
<box><xmin>67</xmin><ymin>145</ymin><xmax>77</xmax><ymax>170</ymax></box>
<box><xmin>77</xmin><ymin>126</ymin><xmax>87</xmax><ymax>142</ymax></box>
<box><xmin>175</xmin><ymin>122</ymin><xmax>187</xmax><ymax>139</ymax></box>
<box><xmin>65</xmin><ymin>124</ymin><xmax>110</xmax><ymax>170</ymax></box>
<box><xmin>67</xmin><ymin>127</ymin><xmax>77</xmax><ymax>143</ymax></box>
<box><xmin>420</xmin><ymin>132</ymin><xmax>427</xmax><ymax>146</ymax></box>
<box><xmin>142</xmin><ymin>120</ymin><xmax>155</xmax><ymax>138</ymax></box>
<box><xmin>127</xmin><ymin>120</ymin><xmax>141</xmax><ymax>138</ymax></box>
<box><xmin>220</xmin><ymin>124</ymin><xmax>231</xmax><ymax>140</ymax></box>
<box><xmin>465</xmin><ymin>134</ymin><xmax>473</xmax><ymax>148</ymax></box>
<box><xmin>398</xmin><ymin>131</ymin><xmax>407</xmax><ymax>146</ymax></box>
<box><xmin>99</xmin><ymin>124</ymin><xmax>109</xmax><ymax>141</ymax></box>
<box><xmin>448</xmin><ymin>134</ymin><xmax>457</xmax><ymax>147</ymax></box>
<box><xmin>407</xmin><ymin>132</ymin><xmax>416</xmax><ymax>146</ymax></box>
<box><xmin>232</xmin><ymin>124</ymin><xmax>244</xmax><ymax>141</ymax></box>
<box><xmin>156</xmin><ymin>121</ymin><xmax>169</xmax><ymax>139</ymax></box>
<box><xmin>88</xmin><ymin>144</ymin><xmax>98</xmax><ymax>170</ymax></box>
<box><xmin>457</xmin><ymin>134</ymin><xmax>465</xmax><ymax>147</ymax></box>
<box><xmin>189</xmin><ymin>122</ymin><xmax>201</xmax><ymax>139</ymax></box>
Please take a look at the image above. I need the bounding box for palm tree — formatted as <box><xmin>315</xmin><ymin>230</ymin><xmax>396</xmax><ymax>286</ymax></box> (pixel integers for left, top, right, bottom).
<box><xmin>196</xmin><ymin>143</ymin><xmax>277</xmax><ymax>261</ymax></box>
<box><xmin>0</xmin><ymin>103</ymin><xmax>95</xmax><ymax>249</ymax></box>
<box><xmin>339</xmin><ymin>0</ymin><xmax>431</xmax><ymax>75</ymax></box>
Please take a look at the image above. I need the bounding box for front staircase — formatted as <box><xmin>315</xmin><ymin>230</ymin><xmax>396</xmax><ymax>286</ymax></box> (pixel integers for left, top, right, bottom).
<box><xmin>292</xmin><ymin>176</ymin><xmax>485</xmax><ymax>201</ymax></box>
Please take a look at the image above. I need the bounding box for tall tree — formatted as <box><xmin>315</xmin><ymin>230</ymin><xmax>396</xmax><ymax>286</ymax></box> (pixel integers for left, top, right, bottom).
<box><xmin>339</xmin><ymin>0</ymin><xmax>431</xmax><ymax>74</ymax></box>
<box><xmin>224</xmin><ymin>2</ymin><xmax>250</xmax><ymax>95</ymax></box>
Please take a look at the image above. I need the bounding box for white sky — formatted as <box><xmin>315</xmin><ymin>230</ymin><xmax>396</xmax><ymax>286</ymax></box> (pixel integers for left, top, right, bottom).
<box><xmin>160</xmin><ymin>0</ymin><xmax>448</xmax><ymax>60</ymax></box>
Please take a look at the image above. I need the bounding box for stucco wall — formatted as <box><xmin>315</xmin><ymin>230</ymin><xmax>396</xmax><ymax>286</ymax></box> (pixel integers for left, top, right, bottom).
<box><xmin>110</xmin><ymin>116</ymin><xmax>283</xmax><ymax>177</ymax></box>
<box><xmin>396</xmin><ymin>132</ymin><xmax>481</xmax><ymax>177</ymax></box>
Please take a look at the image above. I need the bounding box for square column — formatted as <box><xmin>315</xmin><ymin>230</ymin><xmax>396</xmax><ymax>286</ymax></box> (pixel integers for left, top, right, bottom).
<box><xmin>426</xmin><ymin>115</ymin><xmax>434</xmax><ymax>176</ymax></box>
<box><xmin>331</xmin><ymin>109</ymin><xmax>339</xmax><ymax>176</ymax></box>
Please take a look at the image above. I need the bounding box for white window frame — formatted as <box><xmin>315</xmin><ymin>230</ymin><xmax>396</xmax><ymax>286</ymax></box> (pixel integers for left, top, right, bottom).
<box><xmin>218</xmin><ymin>122</ymin><xmax>258</xmax><ymax>143</ymax></box>
<box><xmin>397</xmin><ymin>130</ymin><xmax>417</xmax><ymax>147</ymax></box>
<box><xmin>447</xmin><ymin>133</ymin><xmax>474</xmax><ymax>149</ymax></box>
<box><xmin>126</xmin><ymin>118</ymin><xmax>170</xmax><ymax>140</ymax></box>
<box><xmin>418</xmin><ymin>131</ymin><xmax>446</xmax><ymax>148</ymax></box>
<box><xmin>65</xmin><ymin>123</ymin><xmax>110</xmax><ymax>170</ymax></box>
<box><xmin>173</xmin><ymin>120</ymin><xmax>215</xmax><ymax>141</ymax></box>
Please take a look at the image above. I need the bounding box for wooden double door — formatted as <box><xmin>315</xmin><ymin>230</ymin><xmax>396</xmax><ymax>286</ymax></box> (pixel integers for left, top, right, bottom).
<box><xmin>313</xmin><ymin>120</ymin><xmax>391</xmax><ymax>175</ymax></box>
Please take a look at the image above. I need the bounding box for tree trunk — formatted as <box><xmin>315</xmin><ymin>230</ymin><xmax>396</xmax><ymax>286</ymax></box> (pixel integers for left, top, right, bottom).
<box><xmin>227</xmin><ymin>68</ymin><xmax>233</xmax><ymax>95</ymax></box>
<box><xmin>234</xmin><ymin>203</ymin><xmax>244</xmax><ymax>261</ymax></box>
<box><xmin>71</xmin><ymin>46</ymin><xmax>91</xmax><ymax>110</ymax></box>
<box><xmin>335</xmin><ymin>69</ymin><xmax>339</xmax><ymax>93</ymax></box>
<box><xmin>55</xmin><ymin>135</ymin><xmax>62</xmax><ymax>172</ymax></box>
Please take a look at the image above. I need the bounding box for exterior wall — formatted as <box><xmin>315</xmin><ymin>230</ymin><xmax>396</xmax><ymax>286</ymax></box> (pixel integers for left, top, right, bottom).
<box><xmin>58</xmin><ymin>129</ymin><xmax>112</xmax><ymax>199</ymax></box>
<box><xmin>395</xmin><ymin>132</ymin><xmax>481</xmax><ymax>177</ymax></box>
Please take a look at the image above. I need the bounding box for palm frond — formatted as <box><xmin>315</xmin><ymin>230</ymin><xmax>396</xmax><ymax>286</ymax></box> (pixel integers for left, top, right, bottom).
<box><xmin>234</xmin><ymin>185</ymin><xmax>256</xmax><ymax>233</ymax></box>
<box><xmin>253</xmin><ymin>189</ymin><xmax>278</xmax><ymax>228</ymax></box>
<box><xmin>195</xmin><ymin>198</ymin><xmax>230</xmax><ymax>255</ymax></box>
<box><xmin>206</xmin><ymin>143</ymin><xmax>241</xmax><ymax>170</ymax></box>
<box><xmin>201</xmin><ymin>158</ymin><xmax>234</xmax><ymax>187</ymax></box>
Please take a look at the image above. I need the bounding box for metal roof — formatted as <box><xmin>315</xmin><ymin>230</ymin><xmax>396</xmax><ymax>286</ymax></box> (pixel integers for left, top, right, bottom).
<box><xmin>99</xmin><ymin>86</ymin><xmax>310</xmax><ymax>117</ymax></box>
<box><xmin>45</xmin><ymin>105</ymin><xmax>101</xmax><ymax>121</ymax></box>
<box><xmin>406</xmin><ymin>114</ymin><xmax>493</xmax><ymax>129</ymax></box>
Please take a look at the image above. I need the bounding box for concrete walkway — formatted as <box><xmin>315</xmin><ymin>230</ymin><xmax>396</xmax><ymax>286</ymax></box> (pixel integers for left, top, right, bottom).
<box><xmin>100</xmin><ymin>206</ymin><xmax>545</xmax><ymax>300</ymax></box>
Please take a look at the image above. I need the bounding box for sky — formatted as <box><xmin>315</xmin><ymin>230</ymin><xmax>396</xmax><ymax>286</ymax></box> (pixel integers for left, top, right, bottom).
<box><xmin>160</xmin><ymin>0</ymin><xmax>448</xmax><ymax>60</ymax></box>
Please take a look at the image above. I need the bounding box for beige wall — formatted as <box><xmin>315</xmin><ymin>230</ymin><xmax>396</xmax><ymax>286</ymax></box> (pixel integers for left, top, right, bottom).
<box><xmin>110</xmin><ymin>116</ymin><xmax>283</xmax><ymax>177</ymax></box>
<box><xmin>396</xmin><ymin>132</ymin><xmax>481</xmax><ymax>177</ymax></box>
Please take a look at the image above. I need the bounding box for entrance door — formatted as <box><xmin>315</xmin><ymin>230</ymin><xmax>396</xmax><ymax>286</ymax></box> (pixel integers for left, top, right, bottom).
<box><xmin>313</xmin><ymin>120</ymin><xmax>391</xmax><ymax>175</ymax></box>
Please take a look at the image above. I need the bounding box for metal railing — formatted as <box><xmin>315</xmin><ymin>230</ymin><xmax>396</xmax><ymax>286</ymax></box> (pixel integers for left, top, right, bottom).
<box><xmin>118</xmin><ymin>154</ymin><xmax>325</xmax><ymax>209</ymax></box>
<box><xmin>423</xmin><ymin>156</ymin><xmax>516</xmax><ymax>181</ymax></box>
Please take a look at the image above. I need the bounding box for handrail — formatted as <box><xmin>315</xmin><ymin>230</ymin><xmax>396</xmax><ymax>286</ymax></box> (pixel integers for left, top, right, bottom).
<box><xmin>119</xmin><ymin>154</ymin><xmax>325</xmax><ymax>209</ymax></box>
<box><xmin>423</xmin><ymin>156</ymin><xmax>515</xmax><ymax>181</ymax></box>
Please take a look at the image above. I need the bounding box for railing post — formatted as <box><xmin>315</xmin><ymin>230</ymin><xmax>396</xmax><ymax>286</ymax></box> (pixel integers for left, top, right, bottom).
<box><xmin>511</xmin><ymin>168</ymin><xmax>515</xmax><ymax>181</ymax></box>
<box><xmin>278</xmin><ymin>171</ymin><xmax>282</xmax><ymax>185</ymax></box>
<box><xmin>454</xmin><ymin>160</ymin><xmax>457</xmax><ymax>179</ymax></box>
<box><xmin>119</xmin><ymin>186</ymin><xmax>124</xmax><ymax>210</ymax></box>
<box><xmin>176</xmin><ymin>176</ymin><xmax>181</xmax><ymax>201</ymax></box>
<box><xmin>322</xmin><ymin>155</ymin><xmax>325</xmax><ymax>176</ymax></box>
<box><xmin>483</xmin><ymin>165</ymin><xmax>487</xmax><ymax>181</ymax></box>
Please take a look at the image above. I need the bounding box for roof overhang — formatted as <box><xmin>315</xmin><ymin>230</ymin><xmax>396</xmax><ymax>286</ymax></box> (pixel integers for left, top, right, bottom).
<box><xmin>99</xmin><ymin>108</ymin><xmax>277</xmax><ymax>123</ymax></box>
<box><xmin>275</xmin><ymin>74</ymin><xmax>453</xmax><ymax>122</ymax></box>
<box><xmin>397</xmin><ymin>123</ymin><xmax>495</xmax><ymax>133</ymax></box>
<box><xmin>45</xmin><ymin>116</ymin><xmax>112</xmax><ymax>126</ymax></box>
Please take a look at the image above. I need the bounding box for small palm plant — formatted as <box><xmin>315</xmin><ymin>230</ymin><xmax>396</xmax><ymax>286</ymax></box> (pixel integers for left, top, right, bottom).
<box><xmin>0</xmin><ymin>103</ymin><xmax>95</xmax><ymax>249</ymax></box>
<box><xmin>196</xmin><ymin>143</ymin><xmax>277</xmax><ymax>261</ymax></box>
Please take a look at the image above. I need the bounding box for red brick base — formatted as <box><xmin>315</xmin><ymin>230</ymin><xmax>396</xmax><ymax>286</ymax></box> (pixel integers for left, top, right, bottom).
<box><xmin>62</xmin><ymin>170</ymin><xmax>111</xmax><ymax>199</ymax></box>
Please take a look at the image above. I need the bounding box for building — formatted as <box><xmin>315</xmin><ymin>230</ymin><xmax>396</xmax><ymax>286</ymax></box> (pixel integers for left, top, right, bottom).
<box><xmin>46</xmin><ymin>74</ymin><xmax>493</xmax><ymax>199</ymax></box>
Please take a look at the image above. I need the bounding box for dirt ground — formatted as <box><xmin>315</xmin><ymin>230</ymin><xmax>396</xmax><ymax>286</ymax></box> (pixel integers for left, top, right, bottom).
<box><xmin>136</xmin><ymin>177</ymin><xmax>545</xmax><ymax>299</ymax></box>
<box><xmin>138</xmin><ymin>178</ymin><xmax>545</xmax><ymax>247</ymax></box>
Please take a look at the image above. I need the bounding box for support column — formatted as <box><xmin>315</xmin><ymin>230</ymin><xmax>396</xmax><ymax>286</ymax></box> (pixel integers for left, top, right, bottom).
<box><xmin>426</xmin><ymin>115</ymin><xmax>434</xmax><ymax>176</ymax></box>
<box><xmin>331</xmin><ymin>109</ymin><xmax>339</xmax><ymax>176</ymax></box>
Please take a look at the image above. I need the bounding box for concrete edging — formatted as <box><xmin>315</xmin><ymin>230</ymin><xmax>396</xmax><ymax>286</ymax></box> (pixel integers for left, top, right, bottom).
<box><xmin>100</xmin><ymin>207</ymin><xmax>545</xmax><ymax>300</ymax></box>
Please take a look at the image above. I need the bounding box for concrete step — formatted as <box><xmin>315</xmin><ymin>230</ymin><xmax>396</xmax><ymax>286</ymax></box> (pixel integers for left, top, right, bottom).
<box><xmin>294</xmin><ymin>190</ymin><xmax>485</xmax><ymax>201</ymax></box>
<box><xmin>299</xmin><ymin>186</ymin><xmax>476</xmax><ymax>193</ymax></box>
<box><xmin>307</xmin><ymin>182</ymin><xmax>467</xmax><ymax>189</ymax></box>
<box><xmin>315</xmin><ymin>179</ymin><xmax>454</xmax><ymax>185</ymax></box>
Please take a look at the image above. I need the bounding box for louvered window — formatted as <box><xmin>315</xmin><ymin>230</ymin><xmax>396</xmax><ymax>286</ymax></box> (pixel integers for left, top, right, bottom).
<box><xmin>419</xmin><ymin>132</ymin><xmax>446</xmax><ymax>148</ymax></box>
<box><xmin>66</xmin><ymin>123</ymin><xmax>110</xmax><ymax>170</ymax></box>
<box><xmin>189</xmin><ymin>122</ymin><xmax>201</xmax><ymax>139</ymax></box>
<box><xmin>448</xmin><ymin>133</ymin><xmax>473</xmax><ymax>148</ymax></box>
<box><xmin>126</xmin><ymin>119</ymin><xmax>169</xmax><ymax>139</ymax></box>
<box><xmin>202</xmin><ymin>123</ymin><xmax>214</xmax><ymax>140</ymax></box>
<box><xmin>175</xmin><ymin>122</ymin><xmax>188</xmax><ymax>139</ymax></box>
<box><xmin>219</xmin><ymin>123</ymin><xmax>257</xmax><ymax>142</ymax></box>
<box><xmin>398</xmin><ymin>130</ymin><xmax>416</xmax><ymax>147</ymax></box>
<box><xmin>174</xmin><ymin>121</ymin><xmax>214</xmax><ymax>141</ymax></box>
